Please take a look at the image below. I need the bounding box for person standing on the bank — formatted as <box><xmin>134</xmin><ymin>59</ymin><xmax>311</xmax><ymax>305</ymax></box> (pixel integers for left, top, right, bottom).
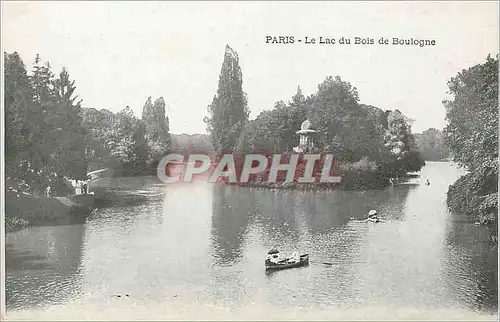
<box><xmin>82</xmin><ymin>182</ymin><xmax>88</xmax><ymax>195</ymax></box>
<box><xmin>46</xmin><ymin>185</ymin><xmax>51</xmax><ymax>198</ymax></box>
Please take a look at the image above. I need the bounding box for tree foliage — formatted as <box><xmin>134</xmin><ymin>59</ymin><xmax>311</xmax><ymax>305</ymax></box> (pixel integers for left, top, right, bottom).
<box><xmin>236</xmin><ymin>75</ymin><xmax>424</xmax><ymax>184</ymax></box>
<box><xmin>204</xmin><ymin>45</ymin><xmax>249</xmax><ymax>153</ymax></box>
<box><xmin>5</xmin><ymin>52</ymin><xmax>87</xmax><ymax>195</ymax></box>
<box><xmin>142</xmin><ymin>96</ymin><xmax>171</xmax><ymax>163</ymax></box>
<box><xmin>170</xmin><ymin>134</ymin><xmax>215</xmax><ymax>157</ymax></box>
<box><xmin>414</xmin><ymin>128</ymin><xmax>451</xmax><ymax>161</ymax></box>
<box><xmin>5</xmin><ymin>52</ymin><xmax>36</xmax><ymax>182</ymax></box>
<box><xmin>83</xmin><ymin>100</ymin><xmax>171</xmax><ymax>176</ymax></box>
<box><xmin>5</xmin><ymin>52</ymin><xmax>173</xmax><ymax>195</ymax></box>
<box><xmin>444</xmin><ymin>55</ymin><xmax>498</xmax><ymax>224</ymax></box>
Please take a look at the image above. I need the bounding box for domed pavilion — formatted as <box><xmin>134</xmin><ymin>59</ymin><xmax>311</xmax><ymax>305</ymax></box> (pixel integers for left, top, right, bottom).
<box><xmin>293</xmin><ymin>119</ymin><xmax>317</xmax><ymax>153</ymax></box>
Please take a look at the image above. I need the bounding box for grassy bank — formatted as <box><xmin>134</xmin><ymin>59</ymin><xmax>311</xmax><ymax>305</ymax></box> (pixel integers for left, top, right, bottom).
<box><xmin>5</xmin><ymin>184</ymin><xmax>152</xmax><ymax>233</ymax></box>
<box><xmin>5</xmin><ymin>193</ymin><xmax>94</xmax><ymax>233</ymax></box>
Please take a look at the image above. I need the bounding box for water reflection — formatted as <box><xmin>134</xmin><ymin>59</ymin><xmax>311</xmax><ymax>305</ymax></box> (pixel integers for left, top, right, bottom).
<box><xmin>78</xmin><ymin>183</ymin><xmax>212</xmax><ymax>303</ymax></box>
<box><xmin>5</xmin><ymin>224</ymin><xmax>85</xmax><ymax>310</ymax></box>
<box><xmin>207</xmin><ymin>183</ymin><xmax>416</xmax><ymax>309</ymax></box>
<box><xmin>443</xmin><ymin>220</ymin><xmax>498</xmax><ymax>314</ymax></box>
<box><xmin>5</xmin><ymin>163</ymin><xmax>498</xmax><ymax>317</ymax></box>
<box><xmin>211</xmin><ymin>185</ymin><xmax>253</xmax><ymax>266</ymax></box>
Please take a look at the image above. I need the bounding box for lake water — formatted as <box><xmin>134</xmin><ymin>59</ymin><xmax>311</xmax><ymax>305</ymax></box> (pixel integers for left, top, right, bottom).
<box><xmin>4</xmin><ymin>162</ymin><xmax>498</xmax><ymax>320</ymax></box>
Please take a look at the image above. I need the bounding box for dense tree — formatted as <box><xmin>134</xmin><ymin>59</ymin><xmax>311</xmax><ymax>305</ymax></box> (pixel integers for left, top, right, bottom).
<box><xmin>415</xmin><ymin>128</ymin><xmax>451</xmax><ymax>161</ymax></box>
<box><xmin>31</xmin><ymin>57</ymin><xmax>87</xmax><ymax>182</ymax></box>
<box><xmin>379</xmin><ymin>110</ymin><xmax>425</xmax><ymax>175</ymax></box>
<box><xmin>5</xmin><ymin>51</ymin><xmax>177</xmax><ymax>191</ymax></box>
<box><xmin>4</xmin><ymin>52</ymin><xmax>36</xmax><ymax>184</ymax></box>
<box><xmin>170</xmin><ymin>133</ymin><xmax>215</xmax><ymax>157</ymax></box>
<box><xmin>204</xmin><ymin>45</ymin><xmax>249</xmax><ymax>153</ymax></box>
<box><xmin>52</xmin><ymin>68</ymin><xmax>87</xmax><ymax>180</ymax></box>
<box><xmin>238</xmin><ymin>76</ymin><xmax>422</xmax><ymax>164</ymax></box>
<box><xmin>108</xmin><ymin>106</ymin><xmax>151</xmax><ymax>176</ymax></box>
<box><xmin>130</xmin><ymin>120</ymin><xmax>151</xmax><ymax>175</ymax></box>
<box><xmin>236</xmin><ymin>87</ymin><xmax>311</xmax><ymax>154</ymax></box>
<box><xmin>444</xmin><ymin>55</ymin><xmax>498</xmax><ymax>225</ymax></box>
<box><xmin>29</xmin><ymin>55</ymin><xmax>57</xmax><ymax>187</ymax></box>
<box><xmin>82</xmin><ymin>108</ymin><xmax>117</xmax><ymax>170</ymax></box>
<box><xmin>5</xmin><ymin>52</ymin><xmax>87</xmax><ymax>195</ymax></box>
<box><xmin>236</xmin><ymin>107</ymin><xmax>285</xmax><ymax>154</ymax></box>
<box><xmin>307</xmin><ymin>76</ymin><xmax>361</xmax><ymax>152</ymax></box>
<box><xmin>109</xmin><ymin>106</ymin><xmax>138</xmax><ymax>165</ymax></box>
<box><xmin>234</xmin><ymin>74</ymin><xmax>424</xmax><ymax>188</ymax></box>
<box><xmin>82</xmin><ymin>100</ymin><xmax>170</xmax><ymax>177</ymax></box>
<box><xmin>444</xmin><ymin>55</ymin><xmax>498</xmax><ymax>172</ymax></box>
<box><xmin>142</xmin><ymin>96</ymin><xmax>171</xmax><ymax>163</ymax></box>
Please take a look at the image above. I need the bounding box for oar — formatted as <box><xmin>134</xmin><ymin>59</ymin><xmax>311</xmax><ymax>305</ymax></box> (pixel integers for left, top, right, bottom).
<box><xmin>309</xmin><ymin>260</ymin><xmax>334</xmax><ymax>265</ymax></box>
<box><xmin>310</xmin><ymin>259</ymin><xmax>370</xmax><ymax>266</ymax></box>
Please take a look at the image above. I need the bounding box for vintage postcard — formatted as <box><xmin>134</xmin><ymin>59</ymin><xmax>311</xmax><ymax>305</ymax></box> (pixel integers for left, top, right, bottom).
<box><xmin>1</xmin><ymin>1</ymin><xmax>498</xmax><ymax>320</ymax></box>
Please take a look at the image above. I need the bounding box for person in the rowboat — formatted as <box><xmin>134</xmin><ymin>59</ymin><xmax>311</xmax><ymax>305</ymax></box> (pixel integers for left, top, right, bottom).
<box><xmin>266</xmin><ymin>248</ymin><xmax>281</xmax><ymax>264</ymax></box>
<box><xmin>367</xmin><ymin>209</ymin><xmax>379</xmax><ymax>221</ymax></box>
<box><xmin>287</xmin><ymin>251</ymin><xmax>300</xmax><ymax>263</ymax></box>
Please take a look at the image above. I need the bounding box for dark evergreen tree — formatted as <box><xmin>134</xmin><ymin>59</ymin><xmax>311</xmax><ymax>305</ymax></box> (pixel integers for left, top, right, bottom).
<box><xmin>5</xmin><ymin>53</ymin><xmax>89</xmax><ymax>194</ymax></box>
<box><xmin>30</xmin><ymin>54</ymin><xmax>57</xmax><ymax>189</ymax></box>
<box><xmin>4</xmin><ymin>52</ymin><xmax>37</xmax><ymax>186</ymax></box>
<box><xmin>53</xmin><ymin>67</ymin><xmax>88</xmax><ymax>180</ymax></box>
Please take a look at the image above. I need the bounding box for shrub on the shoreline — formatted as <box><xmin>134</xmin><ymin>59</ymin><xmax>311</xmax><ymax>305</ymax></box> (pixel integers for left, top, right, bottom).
<box><xmin>443</xmin><ymin>55</ymin><xmax>498</xmax><ymax>225</ymax></box>
<box><xmin>447</xmin><ymin>171</ymin><xmax>498</xmax><ymax>226</ymax></box>
<box><xmin>5</xmin><ymin>217</ymin><xmax>30</xmax><ymax>232</ymax></box>
<box><xmin>216</xmin><ymin>153</ymin><xmax>389</xmax><ymax>190</ymax></box>
<box><xmin>339</xmin><ymin>169</ymin><xmax>389</xmax><ymax>190</ymax></box>
<box><xmin>4</xmin><ymin>194</ymin><xmax>94</xmax><ymax>232</ymax></box>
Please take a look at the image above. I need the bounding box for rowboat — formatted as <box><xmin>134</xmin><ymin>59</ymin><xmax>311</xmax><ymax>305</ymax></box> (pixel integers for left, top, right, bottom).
<box><xmin>265</xmin><ymin>254</ymin><xmax>310</xmax><ymax>270</ymax></box>
<box><xmin>367</xmin><ymin>209</ymin><xmax>380</xmax><ymax>222</ymax></box>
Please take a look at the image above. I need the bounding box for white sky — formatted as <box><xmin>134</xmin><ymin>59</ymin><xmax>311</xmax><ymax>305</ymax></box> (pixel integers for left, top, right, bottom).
<box><xmin>2</xmin><ymin>1</ymin><xmax>498</xmax><ymax>134</ymax></box>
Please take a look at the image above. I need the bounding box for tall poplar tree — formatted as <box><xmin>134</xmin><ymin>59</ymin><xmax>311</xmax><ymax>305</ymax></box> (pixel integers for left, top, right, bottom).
<box><xmin>204</xmin><ymin>45</ymin><xmax>249</xmax><ymax>153</ymax></box>
<box><xmin>142</xmin><ymin>96</ymin><xmax>170</xmax><ymax>163</ymax></box>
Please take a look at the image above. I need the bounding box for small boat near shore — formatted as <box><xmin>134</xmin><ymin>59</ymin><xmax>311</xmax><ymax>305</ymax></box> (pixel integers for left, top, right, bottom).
<box><xmin>265</xmin><ymin>248</ymin><xmax>310</xmax><ymax>270</ymax></box>
<box><xmin>265</xmin><ymin>254</ymin><xmax>310</xmax><ymax>270</ymax></box>
<box><xmin>366</xmin><ymin>209</ymin><xmax>380</xmax><ymax>222</ymax></box>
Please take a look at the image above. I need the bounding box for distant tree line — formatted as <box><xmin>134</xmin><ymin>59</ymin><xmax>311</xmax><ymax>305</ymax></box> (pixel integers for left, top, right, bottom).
<box><xmin>169</xmin><ymin>133</ymin><xmax>216</xmax><ymax>158</ymax></box>
<box><xmin>444</xmin><ymin>55</ymin><xmax>498</xmax><ymax>225</ymax></box>
<box><xmin>83</xmin><ymin>96</ymin><xmax>170</xmax><ymax>176</ymax></box>
<box><xmin>5</xmin><ymin>52</ymin><xmax>171</xmax><ymax>196</ymax></box>
<box><xmin>414</xmin><ymin>128</ymin><xmax>451</xmax><ymax>161</ymax></box>
<box><xmin>204</xmin><ymin>45</ymin><xmax>425</xmax><ymax>188</ymax></box>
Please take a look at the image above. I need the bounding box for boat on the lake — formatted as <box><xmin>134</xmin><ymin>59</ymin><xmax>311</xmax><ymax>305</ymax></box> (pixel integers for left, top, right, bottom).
<box><xmin>366</xmin><ymin>209</ymin><xmax>380</xmax><ymax>222</ymax></box>
<box><xmin>265</xmin><ymin>248</ymin><xmax>309</xmax><ymax>270</ymax></box>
